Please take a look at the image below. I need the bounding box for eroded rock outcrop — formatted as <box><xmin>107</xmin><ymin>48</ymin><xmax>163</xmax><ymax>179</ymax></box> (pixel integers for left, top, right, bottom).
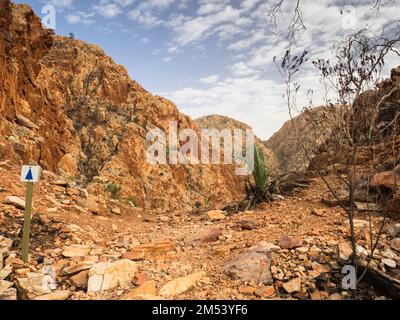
<box><xmin>195</xmin><ymin>114</ymin><xmax>278</xmax><ymax>174</ymax></box>
<box><xmin>265</xmin><ymin>107</ymin><xmax>338</xmax><ymax>173</ymax></box>
<box><xmin>0</xmin><ymin>1</ymin><xmax>247</xmax><ymax>211</ymax></box>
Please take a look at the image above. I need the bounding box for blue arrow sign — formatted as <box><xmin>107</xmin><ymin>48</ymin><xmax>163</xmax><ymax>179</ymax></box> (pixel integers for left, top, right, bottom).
<box><xmin>21</xmin><ymin>165</ymin><xmax>41</xmax><ymax>183</ymax></box>
<box><xmin>25</xmin><ymin>167</ymin><xmax>33</xmax><ymax>181</ymax></box>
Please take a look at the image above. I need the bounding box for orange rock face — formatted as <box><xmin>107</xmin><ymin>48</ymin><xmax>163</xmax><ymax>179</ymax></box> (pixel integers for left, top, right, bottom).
<box><xmin>0</xmin><ymin>1</ymin><xmax>247</xmax><ymax>210</ymax></box>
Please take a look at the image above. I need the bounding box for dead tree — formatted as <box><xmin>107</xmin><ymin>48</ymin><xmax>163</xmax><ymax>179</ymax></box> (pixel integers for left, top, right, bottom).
<box><xmin>275</xmin><ymin>28</ymin><xmax>400</xmax><ymax>298</ymax></box>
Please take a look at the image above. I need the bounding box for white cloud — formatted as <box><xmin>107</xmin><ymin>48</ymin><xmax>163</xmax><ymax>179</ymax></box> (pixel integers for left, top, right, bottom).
<box><xmin>66</xmin><ymin>11</ymin><xmax>94</xmax><ymax>25</ymax></box>
<box><xmin>94</xmin><ymin>2</ymin><xmax>122</xmax><ymax>18</ymax></box>
<box><xmin>164</xmin><ymin>77</ymin><xmax>289</xmax><ymax>140</ymax></box>
<box><xmin>167</xmin><ymin>46</ymin><xmax>181</xmax><ymax>53</ymax></box>
<box><xmin>230</xmin><ymin>62</ymin><xmax>257</xmax><ymax>77</ymax></box>
<box><xmin>139</xmin><ymin>37</ymin><xmax>150</xmax><ymax>43</ymax></box>
<box><xmin>127</xmin><ymin>0</ymin><xmax>177</xmax><ymax>27</ymax></box>
<box><xmin>114</xmin><ymin>0</ymin><xmax>135</xmax><ymax>7</ymax></box>
<box><xmin>199</xmin><ymin>75</ymin><xmax>219</xmax><ymax>84</ymax></box>
<box><xmin>171</xmin><ymin>5</ymin><xmax>241</xmax><ymax>46</ymax></box>
<box><xmin>128</xmin><ymin>8</ymin><xmax>163</xmax><ymax>27</ymax></box>
<box><xmin>197</xmin><ymin>2</ymin><xmax>226</xmax><ymax>15</ymax></box>
<box><xmin>39</xmin><ymin>0</ymin><xmax>74</xmax><ymax>9</ymax></box>
<box><xmin>228</xmin><ymin>30</ymin><xmax>267</xmax><ymax>50</ymax></box>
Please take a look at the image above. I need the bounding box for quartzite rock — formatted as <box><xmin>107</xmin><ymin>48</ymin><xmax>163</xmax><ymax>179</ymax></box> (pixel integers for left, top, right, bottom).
<box><xmin>159</xmin><ymin>272</ymin><xmax>206</xmax><ymax>297</ymax></box>
<box><xmin>87</xmin><ymin>259</ymin><xmax>137</xmax><ymax>292</ymax></box>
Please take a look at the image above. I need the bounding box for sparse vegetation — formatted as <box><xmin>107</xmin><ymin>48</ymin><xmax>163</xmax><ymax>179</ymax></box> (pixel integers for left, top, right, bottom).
<box><xmin>105</xmin><ymin>182</ymin><xmax>122</xmax><ymax>199</ymax></box>
<box><xmin>124</xmin><ymin>195</ymin><xmax>137</xmax><ymax>207</ymax></box>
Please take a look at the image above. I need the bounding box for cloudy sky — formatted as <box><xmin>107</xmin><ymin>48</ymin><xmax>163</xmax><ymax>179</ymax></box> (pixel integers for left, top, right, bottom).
<box><xmin>15</xmin><ymin>0</ymin><xmax>400</xmax><ymax>139</ymax></box>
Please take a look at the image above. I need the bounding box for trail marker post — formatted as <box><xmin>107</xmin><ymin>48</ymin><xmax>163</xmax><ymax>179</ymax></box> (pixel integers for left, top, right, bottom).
<box><xmin>20</xmin><ymin>163</ymin><xmax>41</xmax><ymax>263</ymax></box>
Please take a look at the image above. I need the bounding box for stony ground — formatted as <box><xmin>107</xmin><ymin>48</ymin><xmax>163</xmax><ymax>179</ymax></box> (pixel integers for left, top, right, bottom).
<box><xmin>0</xmin><ymin>160</ymin><xmax>399</xmax><ymax>300</ymax></box>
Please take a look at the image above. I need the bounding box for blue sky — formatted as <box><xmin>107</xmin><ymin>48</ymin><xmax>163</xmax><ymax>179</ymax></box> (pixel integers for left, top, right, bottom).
<box><xmin>15</xmin><ymin>0</ymin><xmax>400</xmax><ymax>139</ymax></box>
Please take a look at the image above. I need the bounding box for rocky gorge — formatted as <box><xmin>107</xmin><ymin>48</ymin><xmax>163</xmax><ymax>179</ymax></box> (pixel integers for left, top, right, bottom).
<box><xmin>0</xmin><ymin>0</ymin><xmax>400</xmax><ymax>301</ymax></box>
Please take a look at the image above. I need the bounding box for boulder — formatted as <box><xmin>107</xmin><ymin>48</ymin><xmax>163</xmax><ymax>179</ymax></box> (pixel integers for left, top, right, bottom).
<box><xmin>87</xmin><ymin>259</ymin><xmax>137</xmax><ymax>292</ymax></box>
<box><xmin>205</xmin><ymin>210</ymin><xmax>226</xmax><ymax>221</ymax></box>
<box><xmin>237</xmin><ymin>219</ymin><xmax>259</xmax><ymax>230</ymax></box>
<box><xmin>160</xmin><ymin>272</ymin><xmax>206</xmax><ymax>297</ymax></box>
<box><xmin>0</xmin><ymin>280</ymin><xmax>17</xmax><ymax>300</ymax></box>
<box><xmin>15</xmin><ymin>272</ymin><xmax>57</xmax><ymax>300</ymax></box>
<box><xmin>223</xmin><ymin>241</ymin><xmax>273</xmax><ymax>284</ymax></box>
<box><xmin>69</xmin><ymin>270</ymin><xmax>89</xmax><ymax>289</ymax></box>
<box><xmin>201</xmin><ymin>229</ymin><xmax>223</xmax><ymax>242</ymax></box>
<box><xmin>370</xmin><ymin>170</ymin><xmax>399</xmax><ymax>189</ymax></box>
<box><xmin>278</xmin><ymin>235</ymin><xmax>303</xmax><ymax>249</ymax></box>
<box><xmin>76</xmin><ymin>196</ymin><xmax>99</xmax><ymax>214</ymax></box>
<box><xmin>3</xmin><ymin>196</ymin><xmax>25</xmax><ymax>209</ymax></box>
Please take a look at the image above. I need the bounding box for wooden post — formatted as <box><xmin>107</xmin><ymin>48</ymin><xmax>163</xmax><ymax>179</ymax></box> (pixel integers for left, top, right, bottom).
<box><xmin>21</xmin><ymin>160</ymin><xmax>37</xmax><ymax>263</ymax></box>
<box><xmin>21</xmin><ymin>181</ymin><xmax>34</xmax><ymax>263</ymax></box>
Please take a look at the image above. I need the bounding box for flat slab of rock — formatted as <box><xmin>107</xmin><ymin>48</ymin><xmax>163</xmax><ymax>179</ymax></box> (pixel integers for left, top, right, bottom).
<box><xmin>123</xmin><ymin>241</ymin><xmax>175</xmax><ymax>260</ymax></box>
<box><xmin>16</xmin><ymin>114</ymin><xmax>39</xmax><ymax>130</ymax></box>
<box><xmin>205</xmin><ymin>210</ymin><xmax>226</xmax><ymax>221</ymax></box>
<box><xmin>160</xmin><ymin>271</ymin><xmax>206</xmax><ymax>297</ymax></box>
<box><xmin>223</xmin><ymin>241</ymin><xmax>273</xmax><ymax>284</ymax></box>
<box><xmin>123</xmin><ymin>280</ymin><xmax>157</xmax><ymax>300</ymax></box>
<box><xmin>87</xmin><ymin>259</ymin><xmax>137</xmax><ymax>292</ymax></box>
<box><xmin>33</xmin><ymin>290</ymin><xmax>71</xmax><ymax>300</ymax></box>
<box><xmin>62</xmin><ymin>245</ymin><xmax>91</xmax><ymax>258</ymax></box>
<box><xmin>355</xmin><ymin>202</ymin><xmax>382</xmax><ymax>212</ymax></box>
<box><xmin>382</xmin><ymin>258</ymin><xmax>396</xmax><ymax>268</ymax></box>
<box><xmin>62</xmin><ymin>261</ymin><xmax>94</xmax><ymax>275</ymax></box>
<box><xmin>3</xmin><ymin>196</ymin><xmax>25</xmax><ymax>209</ymax></box>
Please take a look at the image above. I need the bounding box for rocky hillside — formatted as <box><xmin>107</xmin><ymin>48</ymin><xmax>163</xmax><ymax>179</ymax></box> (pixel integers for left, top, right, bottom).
<box><xmin>0</xmin><ymin>1</ymin><xmax>247</xmax><ymax>211</ymax></box>
<box><xmin>264</xmin><ymin>107</ymin><xmax>337</xmax><ymax>173</ymax></box>
<box><xmin>195</xmin><ymin>115</ymin><xmax>278</xmax><ymax>174</ymax></box>
<box><xmin>308</xmin><ymin>68</ymin><xmax>400</xmax><ymax>220</ymax></box>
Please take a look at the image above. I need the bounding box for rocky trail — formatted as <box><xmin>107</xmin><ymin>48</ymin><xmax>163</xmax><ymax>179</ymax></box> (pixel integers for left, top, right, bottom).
<box><xmin>1</xmin><ymin>160</ymin><xmax>399</xmax><ymax>300</ymax></box>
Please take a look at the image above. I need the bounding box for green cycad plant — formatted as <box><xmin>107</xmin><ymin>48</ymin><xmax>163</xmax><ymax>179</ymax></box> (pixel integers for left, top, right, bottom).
<box><xmin>244</xmin><ymin>144</ymin><xmax>271</xmax><ymax>210</ymax></box>
<box><xmin>252</xmin><ymin>144</ymin><xmax>268</xmax><ymax>193</ymax></box>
